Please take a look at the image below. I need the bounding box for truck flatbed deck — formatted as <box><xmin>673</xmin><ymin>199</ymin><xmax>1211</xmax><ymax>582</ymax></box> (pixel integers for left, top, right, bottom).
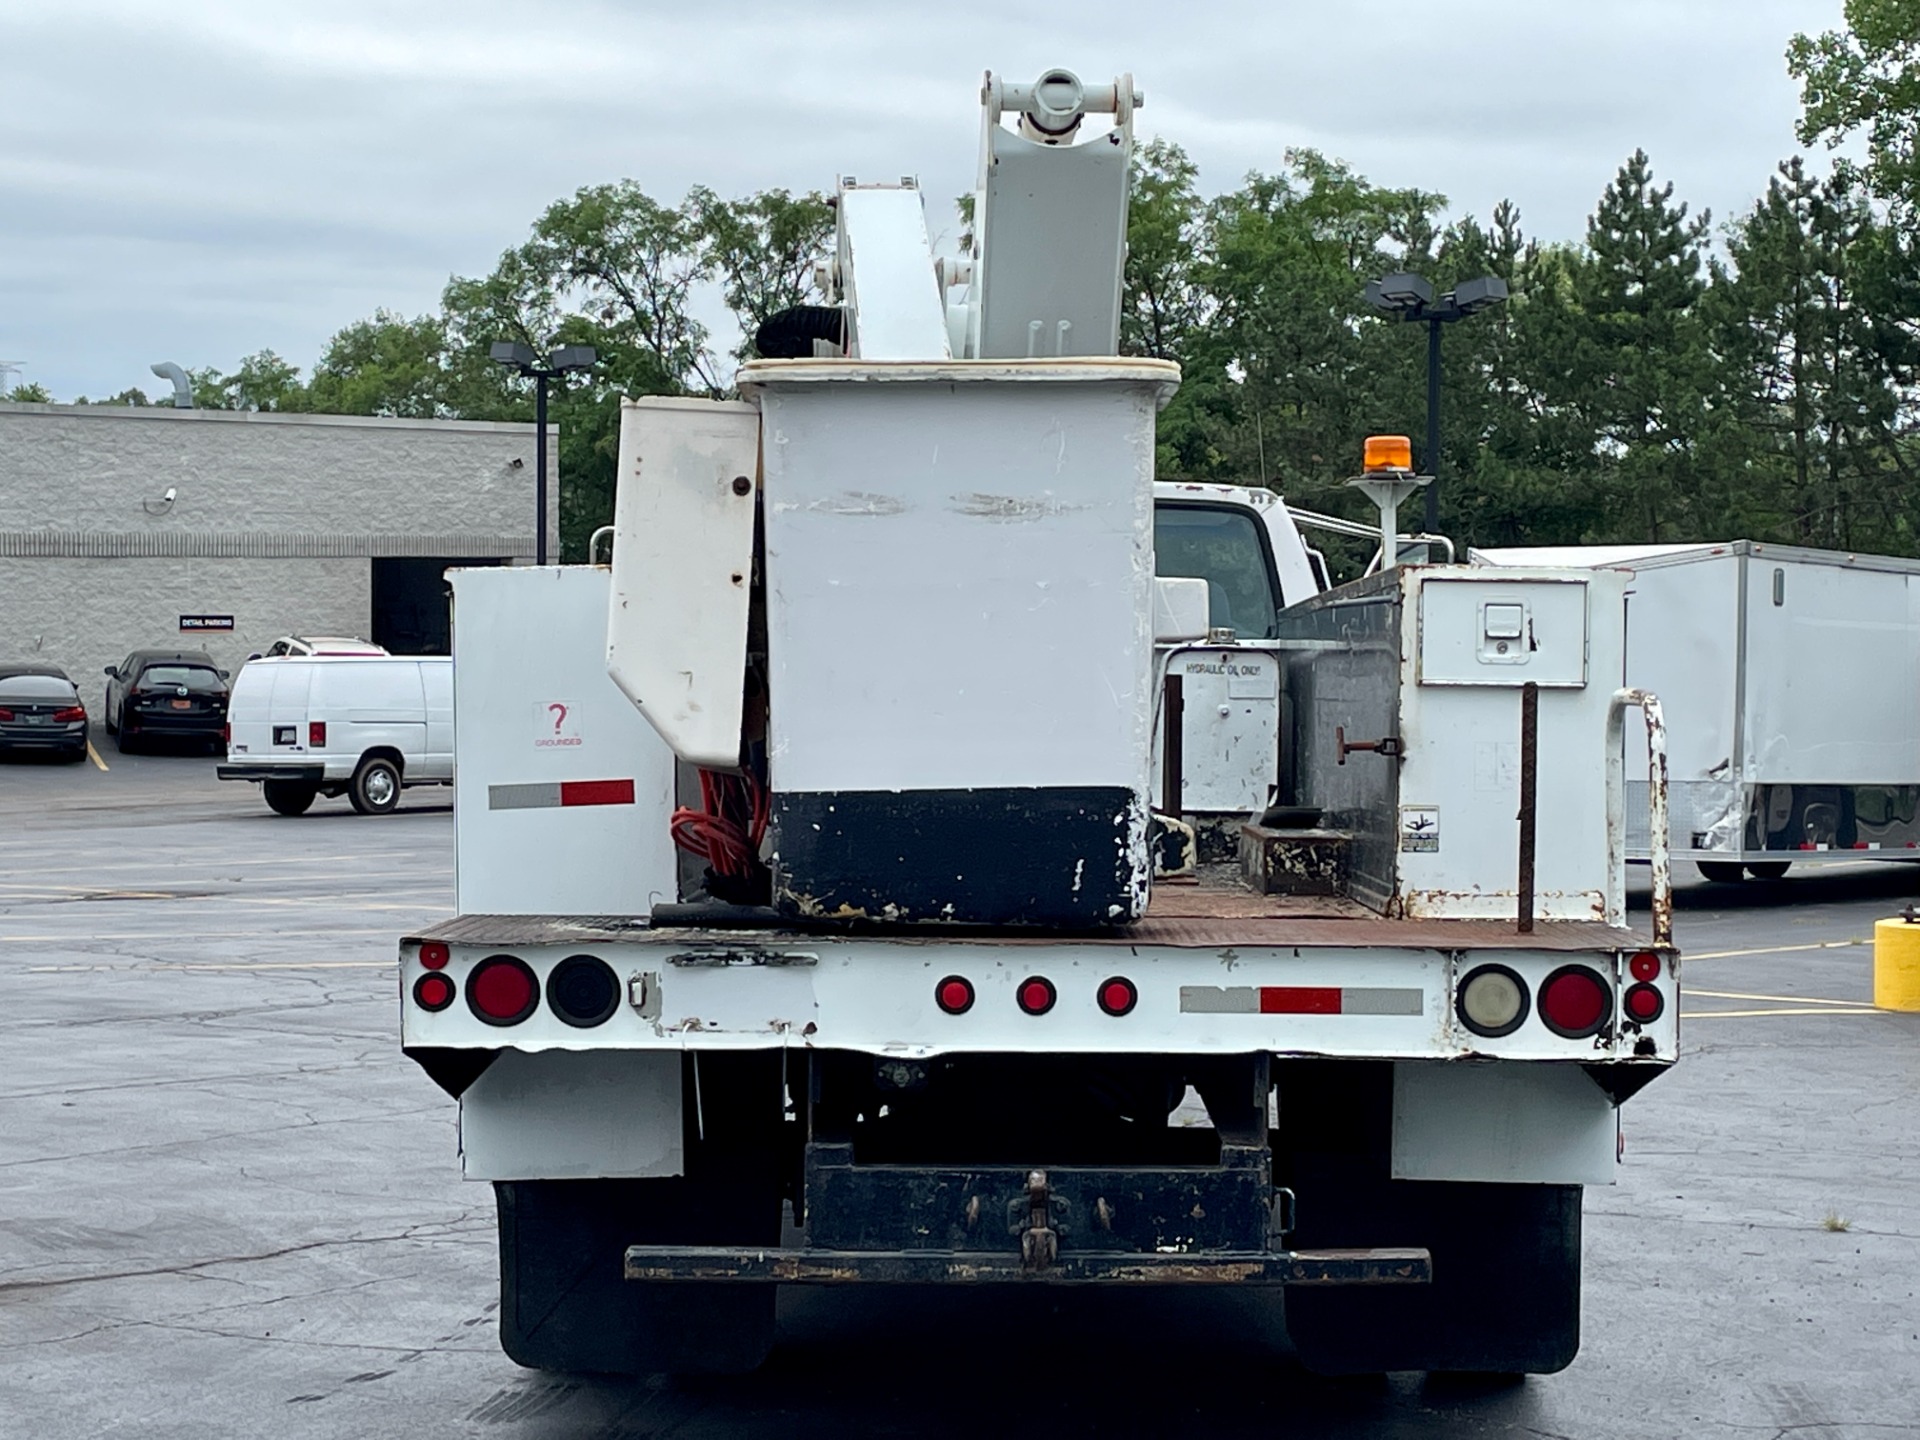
<box><xmin>410</xmin><ymin>872</ymin><xmax>1650</xmax><ymax>955</ymax></box>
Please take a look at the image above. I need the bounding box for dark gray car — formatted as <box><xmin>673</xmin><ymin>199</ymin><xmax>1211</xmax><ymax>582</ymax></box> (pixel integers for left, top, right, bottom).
<box><xmin>104</xmin><ymin>649</ymin><xmax>230</xmax><ymax>753</ymax></box>
<box><xmin>0</xmin><ymin>670</ymin><xmax>89</xmax><ymax>762</ymax></box>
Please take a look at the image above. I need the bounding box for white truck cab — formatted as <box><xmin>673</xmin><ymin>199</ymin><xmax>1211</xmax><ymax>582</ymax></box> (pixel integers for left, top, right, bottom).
<box><xmin>218</xmin><ymin>655</ymin><xmax>453</xmax><ymax>815</ymax></box>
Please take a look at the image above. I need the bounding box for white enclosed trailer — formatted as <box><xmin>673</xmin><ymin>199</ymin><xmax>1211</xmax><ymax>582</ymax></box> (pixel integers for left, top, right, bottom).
<box><xmin>399</xmin><ymin>68</ymin><xmax>1678</xmax><ymax>1382</ymax></box>
<box><xmin>1476</xmin><ymin>540</ymin><xmax>1920</xmax><ymax>881</ymax></box>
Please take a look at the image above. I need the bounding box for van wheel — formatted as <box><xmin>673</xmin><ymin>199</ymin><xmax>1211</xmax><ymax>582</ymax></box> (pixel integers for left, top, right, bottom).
<box><xmin>1696</xmin><ymin>861</ymin><xmax>1746</xmax><ymax>884</ymax></box>
<box><xmin>349</xmin><ymin>756</ymin><xmax>402</xmax><ymax>815</ymax></box>
<box><xmin>263</xmin><ymin>780</ymin><xmax>318</xmax><ymax>817</ymax></box>
<box><xmin>1745</xmin><ymin>861</ymin><xmax>1791</xmax><ymax>881</ymax></box>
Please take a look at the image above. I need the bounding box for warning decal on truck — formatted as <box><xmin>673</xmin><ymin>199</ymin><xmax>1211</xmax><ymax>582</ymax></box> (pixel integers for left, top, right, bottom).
<box><xmin>1399</xmin><ymin>806</ymin><xmax>1440</xmax><ymax>853</ymax></box>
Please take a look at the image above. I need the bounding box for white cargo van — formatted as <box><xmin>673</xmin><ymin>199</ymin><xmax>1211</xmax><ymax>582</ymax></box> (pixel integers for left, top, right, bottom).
<box><xmin>218</xmin><ymin>656</ymin><xmax>453</xmax><ymax>815</ymax></box>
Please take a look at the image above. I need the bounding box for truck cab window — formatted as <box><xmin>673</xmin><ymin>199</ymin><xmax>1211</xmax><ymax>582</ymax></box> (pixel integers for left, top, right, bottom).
<box><xmin>1153</xmin><ymin>503</ymin><xmax>1283</xmax><ymax>638</ymax></box>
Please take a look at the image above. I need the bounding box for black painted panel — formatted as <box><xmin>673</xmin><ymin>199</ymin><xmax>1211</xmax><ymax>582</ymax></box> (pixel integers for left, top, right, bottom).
<box><xmin>770</xmin><ymin>786</ymin><xmax>1144</xmax><ymax>927</ymax></box>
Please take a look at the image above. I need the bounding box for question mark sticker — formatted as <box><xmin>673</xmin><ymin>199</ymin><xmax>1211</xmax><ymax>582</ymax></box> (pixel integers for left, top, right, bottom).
<box><xmin>549</xmin><ymin>702</ymin><xmax>568</xmax><ymax>734</ymax></box>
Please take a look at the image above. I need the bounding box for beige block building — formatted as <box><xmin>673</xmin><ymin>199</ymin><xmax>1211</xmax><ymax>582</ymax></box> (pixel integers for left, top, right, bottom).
<box><xmin>0</xmin><ymin>403</ymin><xmax>555</xmax><ymax>697</ymax></box>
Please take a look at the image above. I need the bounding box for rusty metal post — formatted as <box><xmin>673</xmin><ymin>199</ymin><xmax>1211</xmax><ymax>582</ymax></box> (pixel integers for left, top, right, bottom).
<box><xmin>1162</xmin><ymin>673</ymin><xmax>1184</xmax><ymax>816</ymax></box>
<box><xmin>1517</xmin><ymin>682</ymin><xmax>1538</xmax><ymax>934</ymax></box>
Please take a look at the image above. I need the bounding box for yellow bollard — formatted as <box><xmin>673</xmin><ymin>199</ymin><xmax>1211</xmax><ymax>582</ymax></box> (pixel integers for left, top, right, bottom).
<box><xmin>1873</xmin><ymin>915</ymin><xmax>1920</xmax><ymax>1012</ymax></box>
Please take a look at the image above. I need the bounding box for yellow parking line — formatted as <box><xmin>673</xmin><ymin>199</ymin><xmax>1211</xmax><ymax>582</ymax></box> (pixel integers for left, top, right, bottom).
<box><xmin>1684</xmin><ymin>939</ymin><xmax>1870</xmax><ymax>960</ymax></box>
<box><xmin>1682</xmin><ymin>1007</ymin><xmax>1882</xmax><ymax>1019</ymax></box>
<box><xmin>1686</xmin><ymin>988</ymin><xmax>1866</xmax><ymax>1007</ymax></box>
<box><xmin>85</xmin><ymin>742</ymin><xmax>108</xmax><ymax>771</ymax></box>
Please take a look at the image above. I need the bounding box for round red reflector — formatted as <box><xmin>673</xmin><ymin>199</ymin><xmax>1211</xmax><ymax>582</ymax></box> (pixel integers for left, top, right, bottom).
<box><xmin>419</xmin><ymin>942</ymin><xmax>450</xmax><ymax>971</ymax></box>
<box><xmin>467</xmin><ymin>955</ymin><xmax>538</xmax><ymax>1026</ymax></box>
<box><xmin>1539</xmin><ymin>965</ymin><xmax>1611</xmax><ymax>1038</ymax></box>
<box><xmin>413</xmin><ymin>973</ymin><xmax>455</xmax><ymax>1012</ymax></box>
<box><xmin>1629</xmin><ymin>951</ymin><xmax>1660</xmax><ymax>983</ymax></box>
<box><xmin>1017</xmin><ymin>977</ymin><xmax>1057</xmax><ymax>1016</ymax></box>
<box><xmin>1624</xmin><ymin>982</ymin><xmax>1664</xmax><ymax>1023</ymax></box>
<box><xmin>1097</xmin><ymin>978</ymin><xmax>1137</xmax><ymax>1017</ymax></box>
<box><xmin>935</xmin><ymin>976</ymin><xmax>974</xmax><ymax>1015</ymax></box>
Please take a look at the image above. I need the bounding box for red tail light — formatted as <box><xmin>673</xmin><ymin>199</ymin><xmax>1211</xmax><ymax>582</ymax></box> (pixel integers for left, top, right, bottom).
<box><xmin>1629</xmin><ymin>951</ymin><xmax>1661</xmax><ymax>983</ymax></box>
<box><xmin>467</xmin><ymin>955</ymin><xmax>538</xmax><ymax>1025</ymax></box>
<box><xmin>52</xmin><ymin>706</ymin><xmax>86</xmax><ymax>722</ymax></box>
<box><xmin>0</xmin><ymin>708</ymin><xmax>13</xmax><ymax>721</ymax></box>
<box><xmin>413</xmin><ymin>973</ymin><xmax>455</xmax><ymax>1012</ymax></box>
<box><xmin>1623</xmin><ymin>983</ymin><xmax>1664</xmax><ymax>1023</ymax></box>
<box><xmin>418</xmin><ymin>941</ymin><xmax>450</xmax><ymax>970</ymax></box>
<box><xmin>1097</xmin><ymin>977</ymin><xmax>1138</xmax><ymax>1017</ymax></box>
<box><xmin>1539</xmin><ymin>965</ymin><xmax>1612</xmax><ymax>1038</ymax></box>
<box><xmin>309</xmin><ymin>721</ymin><xmax>327</xmax><ymax>747</ymax></box>
<box><xmin>935</xmin><ymin>976</ymin><xmax>974</xmax><ymax>1015</ymax></box>
<box><xmin>1016</xmin><ymin>977</ymin><xmax>1057</xmax><ymax>1016</ymax></box>
<box><xmin>222</xmin><ymin>723</ymin><xmax>231</xmax><ymax>745</ymax></box>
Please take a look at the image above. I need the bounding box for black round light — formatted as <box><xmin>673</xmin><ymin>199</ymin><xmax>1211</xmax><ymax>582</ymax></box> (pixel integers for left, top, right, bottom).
<box><xmin>546</xmin><ymin>954</ymin><xmax>619</xmax><ymax>1028</ymax></box>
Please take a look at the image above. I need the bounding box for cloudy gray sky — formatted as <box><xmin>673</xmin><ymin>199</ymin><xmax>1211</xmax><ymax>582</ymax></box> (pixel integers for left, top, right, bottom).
<box><xmin>1</xmin><ymin>0</ymin><xmax>1850</xmax><ymax>400</ymax></box>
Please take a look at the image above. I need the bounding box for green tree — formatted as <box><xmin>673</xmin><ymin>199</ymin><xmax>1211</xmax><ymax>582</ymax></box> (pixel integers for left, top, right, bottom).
<box><xmin>306</xmin><ymin>311</ymin><xmax>452</xmax><ymax>418</ymax></box>
<box><xmin>1546</xmin><ymin>151</ymin><xmax>1713</xmax><ymax>541</ymax></box>
<box><xmin>2</xmin><ymin>380</ymin><xmax>52</xmax><ymax>402</ymax></box>
<box><xmin>694</xmin><ymin>187</ymin><xmax>834</xmax><ymax>359</ymax></box>
<box><xmin>1789</xmin><ymin>0</ymin><xmax>1920</xmax><ymax>220</ymax></box>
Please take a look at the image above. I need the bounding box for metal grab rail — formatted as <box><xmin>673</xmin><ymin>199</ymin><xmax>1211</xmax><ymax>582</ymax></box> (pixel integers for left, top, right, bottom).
<box><xmin>589</xmin><ymin>525</ymin><xmax>616</xmax><ymax>566</ymax></box>
<box><xmin>1606</xmin><ymin>688</ymin><xmax>1671</xmax><ymax>944</ymax></box>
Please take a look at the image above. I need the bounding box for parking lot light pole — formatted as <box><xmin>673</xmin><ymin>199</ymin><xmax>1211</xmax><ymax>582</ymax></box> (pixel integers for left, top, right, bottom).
<box><xmin>490</xmin><ymin>341</ymin><xmax>598</xmax><ymax>565</ymax></box>
<box><xmin>1363</xmin><ymin>273</ymin><xmax>1508</xmax><ymax>536</ymax></box>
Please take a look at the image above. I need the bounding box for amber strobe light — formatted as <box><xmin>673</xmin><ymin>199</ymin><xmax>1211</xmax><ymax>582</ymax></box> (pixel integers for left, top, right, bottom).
<box><xmin>1456</xmin><ymin>964</ymin><xmax>1529</xmax><ymax>1037</ymax></box>
<box><xmin>467</xmin><ymin>954</ymin><xmax>539</xmax><ymax>1026</ymax></box>
<box><xmin>1539</xmin><ymin>965</ymin><xmax>1612</xmax><ymax>1039</ymax></box>
<box><xmin>1363</xmin><ymin>434</ymin><xmax>1414</xmax><ymax>472</ymax></box>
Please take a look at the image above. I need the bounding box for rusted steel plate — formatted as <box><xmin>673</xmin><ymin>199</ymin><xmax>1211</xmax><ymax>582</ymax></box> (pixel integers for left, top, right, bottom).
<box><xmin>623</xmin><ymin>1245</ymin><xmax>1432</xmax><ymax>1286</ymax></box>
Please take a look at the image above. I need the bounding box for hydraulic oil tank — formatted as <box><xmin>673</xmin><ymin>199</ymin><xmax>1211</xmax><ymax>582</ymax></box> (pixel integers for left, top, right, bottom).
<box><xmin>739</xmin><ymin>357</ymin><xmax>1180</xmax><ymax>927</ymax></box>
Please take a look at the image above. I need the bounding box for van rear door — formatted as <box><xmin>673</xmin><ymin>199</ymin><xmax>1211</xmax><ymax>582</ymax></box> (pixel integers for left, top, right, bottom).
<box><xmin>418</xmin><ymin>660</ymin><xmax>454</xmax><ymax>780</ymax></box>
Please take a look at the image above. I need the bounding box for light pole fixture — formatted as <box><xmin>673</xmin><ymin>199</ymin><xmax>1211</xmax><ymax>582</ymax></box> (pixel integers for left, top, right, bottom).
<box><xmin>1363</xmin><ymin>272</ymin><xmax>1508</xmax><ymax>536</ymax></box>
<box><xmin>490</xmin><ymin>340</ymin><xmax>598</xmax><ymax>564</ymax></box>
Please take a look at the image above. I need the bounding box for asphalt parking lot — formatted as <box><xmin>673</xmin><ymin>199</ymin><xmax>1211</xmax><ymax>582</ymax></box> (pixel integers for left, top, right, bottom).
<box><xmin>2</xmin><ymin>749</ymin><xmax>1917</xmax><ymax>1439</ymax></box>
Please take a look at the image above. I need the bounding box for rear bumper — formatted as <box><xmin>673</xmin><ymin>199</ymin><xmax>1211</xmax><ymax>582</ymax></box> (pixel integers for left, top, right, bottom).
<box><xmin>125</xmin><ymin>710</ymin><xmax>223</xmax><ymax>735</ymax></box>
<box><xmin>0</xmin><ymin>725</ymin><xmax>86</xmax><ymax>750</ymax></box>
<box><xmin>625</xmin><ymin>1245</ymin><xmax>1430</xmax><ymax>1286</ymax></box>
<box><xmin>217</xmin><ymin>764</ymin><xmax>325</xmax><ymax>784</ymax></box>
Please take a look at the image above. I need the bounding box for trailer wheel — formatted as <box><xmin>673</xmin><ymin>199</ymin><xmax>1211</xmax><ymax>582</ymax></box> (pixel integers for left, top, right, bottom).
<box><xmin>1285</xmin><ymin>1180</ymin><xmax>1582</xmax><ymax>1376</ymax></box>
<box><xmin>1696</xmin><ymin>861</ymin><xmax>1746</xmax><ymax>883</ymax></box>
<box><xmin>1745</xmin><ymin>861</ymin><xmax>1791</xmax><ymax>881</ymax></box>
<box><xmin>262</xmin><ymin>780</ymin><xmax>318</xmax><ymax>817</ymax></box>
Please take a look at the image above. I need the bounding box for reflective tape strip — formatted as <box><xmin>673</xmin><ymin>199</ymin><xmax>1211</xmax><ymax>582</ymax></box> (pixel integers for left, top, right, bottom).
<box><xmin>1180</xmin><ymin>985</ymin><xmax>1424</xmax><ymax>1016</ymax></box>
<box><xmin>489</xmin><ymin>779</ymin><xmax>636</xmax><ymax>810</ymax></box>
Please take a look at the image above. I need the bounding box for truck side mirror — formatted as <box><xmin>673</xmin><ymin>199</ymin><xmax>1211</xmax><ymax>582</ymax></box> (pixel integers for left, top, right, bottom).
<box><xmin>1153</xmin><ymin>577</ymin><xmax>1210</xmax><ymax>644</ymax></box>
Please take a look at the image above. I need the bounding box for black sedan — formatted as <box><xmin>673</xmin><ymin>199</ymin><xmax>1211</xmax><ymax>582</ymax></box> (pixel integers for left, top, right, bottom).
<box><xmin>104</xmin><ymin>650</ymin><xmax>231</xmax><ymax>753</ymax></box>
<box><xmin>0</xmin><ymin>669</ymin><xmax>90</xmax><ymax>762</ymax></box>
